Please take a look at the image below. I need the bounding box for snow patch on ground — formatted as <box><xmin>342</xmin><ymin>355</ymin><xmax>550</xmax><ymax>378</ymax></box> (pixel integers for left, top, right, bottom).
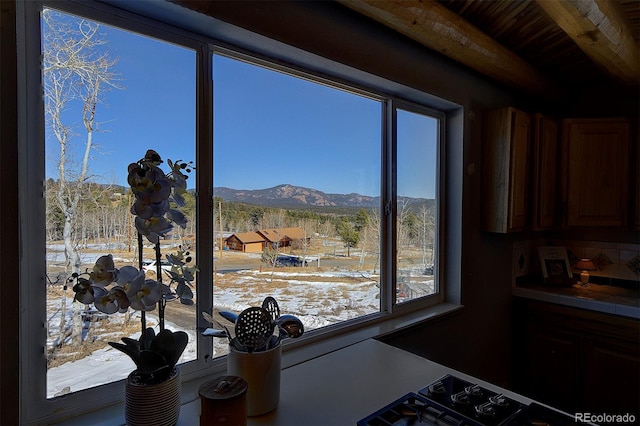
<box><xmin>46</xmin><ymin>262</ymin><xmax>432</xmax><ymax>398</ymax></box>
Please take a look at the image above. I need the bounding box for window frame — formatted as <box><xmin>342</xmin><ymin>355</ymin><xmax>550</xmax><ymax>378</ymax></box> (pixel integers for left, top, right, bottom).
<box><xmin>19</xmin><ymin>1</ymin><xmax>215</xmax><ymax>422</ymax></box>
<box><xmin>388</xmin><ymin>100</ymin><xmax>445</xmax><ymax>310</ymax></box>
<box><xmin>17</xmin><ymin>1</ymin><xmax>460</xmax><ymax>423</ymax></box>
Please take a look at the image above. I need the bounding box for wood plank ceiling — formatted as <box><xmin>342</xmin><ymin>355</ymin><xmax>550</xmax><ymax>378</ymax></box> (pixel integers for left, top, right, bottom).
<box><xmin>337</xmin><ymin>0</ymin><xmax>640</xmax><ymax>98</ymax></box>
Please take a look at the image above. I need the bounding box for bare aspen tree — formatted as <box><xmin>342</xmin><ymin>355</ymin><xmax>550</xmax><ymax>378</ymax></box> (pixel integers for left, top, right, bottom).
<box><xmin>318</xmin><ymin>219</ymin><xmax>335</xmax><ymax>254</ymax></box>
<box><xmin>261</xmin><ymin>210</ymin><xmax>286</xmax><ymax>229</ymax></box>
<box><xmin>295</xmin><ymin>219</ymin><xmax>315</xmax><ymax>266</ymax></box>
<box><xmin>420</xmin><ymin>204</ymin><xmax>436</xmax><ymax>268</ymax></box>
<box><xmin>42</xmin><ymin>9</ymin><xmax>121</xmax><ymax>346</ymax></box>
<box><xmin>396</xmin><ymin>198</ymin><xmax>411</xmax><ymax>256</ymax></box>
<box><xmin>361</xmin><ymin>209</ymin><xmax>381</xmax><ymax>273</ymax></box>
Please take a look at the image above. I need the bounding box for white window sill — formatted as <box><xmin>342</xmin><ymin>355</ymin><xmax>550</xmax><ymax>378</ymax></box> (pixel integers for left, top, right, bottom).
<box><xmin>53</xmin><ymin>303</ymin><xmax>462</xmax><ymax>426</ymax></box>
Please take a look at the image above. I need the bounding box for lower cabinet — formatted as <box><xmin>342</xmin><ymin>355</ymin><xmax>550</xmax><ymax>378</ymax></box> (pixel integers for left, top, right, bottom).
<box><xmin>525</xmin><ymin>324</ymin><xmax>581</xmax><ymax>411</ymax></box>
<box><xmin>512</xmin><ymin>298</ymin><xmax>640</xmax><ymax>415</ymax></box>
<box><xmin>583</xmin><ymin>335</ymin><xmax>640</xmax><ymax>414</ymax></box>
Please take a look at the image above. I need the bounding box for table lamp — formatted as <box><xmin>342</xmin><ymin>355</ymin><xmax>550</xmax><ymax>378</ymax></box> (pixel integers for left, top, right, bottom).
<box><xmin>574</xmin><ymin>258</ymin><xmax>596</xmax><ymax>287</ymax></box>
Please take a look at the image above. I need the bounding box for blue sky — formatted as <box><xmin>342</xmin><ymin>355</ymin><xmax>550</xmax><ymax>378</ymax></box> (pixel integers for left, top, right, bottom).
<box><xmin>45</xmin><ymin>13</ymin><xmax>437</xmax><ymax>199</ymax></box>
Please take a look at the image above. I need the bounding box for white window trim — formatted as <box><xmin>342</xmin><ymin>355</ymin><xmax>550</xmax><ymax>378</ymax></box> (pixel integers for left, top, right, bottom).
<box><xmin>17</xmin><ymin>0</ymin><xmax>463</xmax><ymax>423</ymax></box>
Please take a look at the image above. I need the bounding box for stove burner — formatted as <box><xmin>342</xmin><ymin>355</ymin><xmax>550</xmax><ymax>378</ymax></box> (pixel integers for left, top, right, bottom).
<box><xmin>465</xmin><ymin>384</ymin><xmax>484</xmax><ymax>397</ymax></box>
<box><xmin>427</xmin><ymin>380</ymin><xmax>446</xmax><ymax>396</ymax></box>
<box><xmin>475</xmin><ymin>401</ymin><xmax>497</xmax><ymax>417</ymax></box>
<box><xmin>451</xmin><ymin>390</ymin><xmax>471</xmax><ymax>406</ymax></box>
<box><xmin>489</xmin><ymin>394</ymin><xmax>508</xmax><ymax>407</ymax></box>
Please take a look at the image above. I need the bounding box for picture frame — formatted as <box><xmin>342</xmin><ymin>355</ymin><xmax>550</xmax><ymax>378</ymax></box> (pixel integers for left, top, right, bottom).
<box><xmin>537</xmin><ymin>246</ymin><xmax>572</xmax><ymax>282</ymax></box>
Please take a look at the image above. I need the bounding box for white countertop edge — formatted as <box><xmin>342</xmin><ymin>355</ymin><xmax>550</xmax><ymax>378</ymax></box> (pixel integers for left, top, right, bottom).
<box><xmin>513</xmin><ymin>286</ymin><xmax>640</xmax><ymax>320</ymax></box>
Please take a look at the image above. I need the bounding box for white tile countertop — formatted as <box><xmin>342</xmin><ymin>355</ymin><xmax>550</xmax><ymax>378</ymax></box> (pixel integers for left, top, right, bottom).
<box><xmin>178</xmin><ymin>339</ymin><xmax>541</xmax><ymax>426</ymax></box>
<box><xmin>513</xmin><ymin>282</ymin><xmax>640</xmax><ymax>319</ymax></box>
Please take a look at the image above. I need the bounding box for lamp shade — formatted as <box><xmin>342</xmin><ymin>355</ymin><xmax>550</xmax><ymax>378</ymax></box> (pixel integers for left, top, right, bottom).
<box><xmin>574</xmin><ymin>259</ymin><xmax>596</xmax><ymax>271</ymax></box>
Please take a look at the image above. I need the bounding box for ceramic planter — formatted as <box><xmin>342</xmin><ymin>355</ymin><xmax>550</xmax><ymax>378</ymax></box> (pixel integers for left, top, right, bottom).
<box><xmin>125</xmin><ymin>367</ymin><xmax>181</xmax><ymax>426</ymax></box>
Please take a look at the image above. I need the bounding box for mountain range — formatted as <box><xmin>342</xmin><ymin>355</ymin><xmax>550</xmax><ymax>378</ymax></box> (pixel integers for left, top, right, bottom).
<box><xmin>213</xmin><ymin>184</ymin><xmax>431</xmax><ymax>209</ymax></box>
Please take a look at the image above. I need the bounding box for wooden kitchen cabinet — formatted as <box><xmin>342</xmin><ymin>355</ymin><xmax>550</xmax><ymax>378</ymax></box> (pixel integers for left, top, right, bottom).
<box><xmin>583</xmin><ymin>335</ymin><xmax>640</xmax><ymax>414</ymax></box>
<box><xmin>512</xmin><ymin>298</ymin><xmax>640</xmax><ymax>415</ymax></box>
<box><xmin>482</xmin><ymin>107</ymin><xmax>531</xmax><ymax>233</ymax></box>
<box><xmin>562</xmin><ymin>118</ymin><xmax>630</xmax><ymax>228</ymax></box>
<box><xmin>525</xmin><ymin>324</ymin><xmax>581</xmax><ymax>412</ymax></box>
<box><xmin>531</xmin><ymin>114</ymin><xmax>559</xmax><ymax>230</ymax></box>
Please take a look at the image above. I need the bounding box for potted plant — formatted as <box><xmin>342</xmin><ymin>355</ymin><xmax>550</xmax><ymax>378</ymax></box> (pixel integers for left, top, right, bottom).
<box><xmin>70</xmin><ymin>150</ymin><xmax>195</xmax><ymax>426</ymax></box>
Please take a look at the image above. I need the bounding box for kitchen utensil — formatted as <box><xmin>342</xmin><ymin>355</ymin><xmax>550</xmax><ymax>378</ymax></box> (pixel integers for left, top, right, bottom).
<box><xmin>202</xmin><ymin>328</ymin><xmax>229</xmax><ymax>338</ymax></box>
<box><xmin>276</xmin><ymin>314</ymin><xmax>304</xmax><ymax>339</ymax></box>
<box><xmin>261</xmin><ymin>296</ymin><xmax>280</xmax><ymax>322</ymax></box>
<box><xmin>265</xmin><ymin>334</ymin><xmax>280</xmax><ymax>351</ymax></box>
<box><xmin>203</xmin><ymin>310</ymin><xmax>234</xmax><ymax>328</ymax></box>
<box><xmin>229</xmin><ymin>336</ymin><xmax>247</xmax><ymax>352</ymax></box>
<box><xmin>219</xmin><ymin>310</ymin><xmax>239</xmax><ymax>324</ymax></box>
<box><xmin>235</xmin><ymin>307</ymin><xmax>275</xmax><ymax>353</ymax></box>
<box><xmin>202</xmin><ymin>311</ymin><xmax>218</xmax><ymax>325</ymax></box>
<box><xmin>221</xmin><ymin>324</ymin><xmax>234</xmax><ymax>340</ymax></box>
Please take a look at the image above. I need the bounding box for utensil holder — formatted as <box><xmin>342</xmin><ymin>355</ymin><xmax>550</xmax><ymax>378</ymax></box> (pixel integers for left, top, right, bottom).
<box><xmin>227</xmin><ymin>343</ymin><xmax>281</xmax><ymax>416</ymax></box>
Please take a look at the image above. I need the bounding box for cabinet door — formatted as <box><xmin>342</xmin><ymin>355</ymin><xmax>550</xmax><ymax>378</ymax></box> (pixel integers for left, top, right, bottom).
<box><xmin>532</xmin><ymin>114</ymin><xmax>559</xmax><ymax>230</ymax></box>
<box><xmin>508</xmin><ymin>111</ymin><xmax>531</xmax><ymax>230</ymax></box>
<box><xmin>583</xmin><ymin>336</ymin><xmax>640</xmax><ymax>414</ymax></box>
<box><xmin>526</xmin><ymin>325</ymin><xmax>581</xmax><ymax>413</ymax></box>
<box><xmin>482</xmin><ymin>108</ymin><xmax>531</xmax><ymax>232</ymax></box>
<box><xmin>563</xmin><ymin>119</ymin><xmax>630</xmax><ymax>227</ymax></box>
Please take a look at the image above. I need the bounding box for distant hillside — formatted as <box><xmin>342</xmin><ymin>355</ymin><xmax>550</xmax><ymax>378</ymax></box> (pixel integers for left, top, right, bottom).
<box><xmin>213</xmin><ymin>184</ymin><xmax>433</xmax><ymax>210</ymax></box>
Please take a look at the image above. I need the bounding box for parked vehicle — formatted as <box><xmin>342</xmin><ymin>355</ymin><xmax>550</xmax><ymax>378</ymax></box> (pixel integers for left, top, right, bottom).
<box><xmin>274</xmin><ymin>254</ymin><xmax>308</xmax><ymax>267</ymax></box>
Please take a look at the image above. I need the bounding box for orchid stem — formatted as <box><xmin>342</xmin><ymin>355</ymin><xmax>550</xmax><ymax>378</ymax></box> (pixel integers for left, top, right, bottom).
<box><xmin>138</xmin><ymin>232</ymin><xmax>146</xmax><ymax>334</ymax></box>
<box><xmin>155</xmin><ymin>242</ymin><xmax>165</xmax><ymax>331</ymax></box>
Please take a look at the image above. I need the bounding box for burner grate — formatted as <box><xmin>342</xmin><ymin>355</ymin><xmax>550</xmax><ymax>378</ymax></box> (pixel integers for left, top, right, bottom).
<box><xmin>418</xmin><ymin>375</ymin><xmax>524</xmax><ymax>426</ymax></box>
<box><xmin>357</xmin><ymin>392</ymin><xmax>482</xmax><ymax>426</ymax></box>
<box><xmin>358</xmin><ymin>375</ymin><xmax>528</xmax><ymax>426</ymax></box>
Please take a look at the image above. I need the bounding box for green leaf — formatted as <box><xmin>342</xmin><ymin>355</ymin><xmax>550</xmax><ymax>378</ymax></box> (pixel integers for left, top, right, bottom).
<box><xmin>137</xmin><ymin>350</ymin><xmax>168</xmax><ymax>375</ymax></box>
<box><xmin>108</xmin><ymin>341</ymin><xmax>142</xmax><ymax>370</ymax></box>
<box><xmin>139</xmin><ymin>327</ymin><xmax>156</xmax><ymax>351</ymax></box>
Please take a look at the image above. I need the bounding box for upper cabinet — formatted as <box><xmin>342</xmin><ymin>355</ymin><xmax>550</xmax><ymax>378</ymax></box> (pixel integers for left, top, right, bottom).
<box><xmin>562</xmin><ymin>118</ymin><xmax>630</xmax><ymax>228</ymax></box>
<box><xmin>482</xmin><ymin>107</ymin><xmax>531</xmax><ymax>233</ymax></box>
<box><xmin>531</xmin><ymin>114</ymin><xmax>559</xmax><ymax>231</ymax></box>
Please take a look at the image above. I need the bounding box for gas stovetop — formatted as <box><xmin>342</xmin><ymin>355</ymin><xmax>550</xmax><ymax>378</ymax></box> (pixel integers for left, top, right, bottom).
<box><xmin>357</xmin><ymin>374</ymin><xmax>576</xmax><ymax>426</ymax></box>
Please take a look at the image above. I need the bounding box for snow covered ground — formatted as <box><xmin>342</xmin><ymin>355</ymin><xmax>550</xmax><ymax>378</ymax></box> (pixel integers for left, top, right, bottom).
<box><xmin>46</xmin><ymin>257</ymin><xmax>433</xmax><ymax>398</ymax></box>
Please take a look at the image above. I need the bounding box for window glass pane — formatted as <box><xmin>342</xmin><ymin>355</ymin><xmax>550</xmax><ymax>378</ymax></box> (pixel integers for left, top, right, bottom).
<box><xmin>42</xmin><ymin>9</ymin><xmax>196</xmax><ymax>398</ymax></box>
<box><xmin>396</xmin><ymin>108</ymin><xmax>438</xmax><ymax>303</ymax></box>
<box><xmin>212</xmin><ymin>54</ymin><xmax>381</xmax><ymax>357</ymax></box>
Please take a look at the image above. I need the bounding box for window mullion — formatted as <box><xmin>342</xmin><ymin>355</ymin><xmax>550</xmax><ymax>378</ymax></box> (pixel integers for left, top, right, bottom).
<box><xmin>194</xmin><ymin>44</ymin><xmax>215</xmax><ymax>366</ymax></box>
<box><xmin>380</xmin><ymin>100</ymin><xmax>396</xmax><ymax>313</ymax></box>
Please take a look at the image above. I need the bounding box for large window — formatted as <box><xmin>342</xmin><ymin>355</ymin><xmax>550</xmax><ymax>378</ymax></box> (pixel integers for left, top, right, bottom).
<box><xmin>209</xmin><ymin>54</ymin><xmax>442</xmax><ymax>358</ymax></box>
<box><xmin>19</xmin><ymin>1</ymin><xmax>451</xmax><ymax>423</ymax></box>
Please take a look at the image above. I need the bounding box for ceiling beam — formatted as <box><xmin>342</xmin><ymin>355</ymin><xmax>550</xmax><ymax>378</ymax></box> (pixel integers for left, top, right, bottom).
<box><xmin>337</xmin><ymin>0</ymin><xmax>561</xmax><ymax>96</ymax></box>
<box><xmin>535</xmin><ymin>0</ymin><xmax>639</xmax><ymax>86</ymax></box>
